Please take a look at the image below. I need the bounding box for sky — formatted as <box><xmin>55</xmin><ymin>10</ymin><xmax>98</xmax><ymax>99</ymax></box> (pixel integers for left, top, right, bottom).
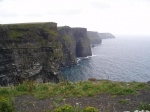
<box><xmin>0</xmin><ymin>0</ymin><xmax>150</xmax><ymax>36</ymax></box>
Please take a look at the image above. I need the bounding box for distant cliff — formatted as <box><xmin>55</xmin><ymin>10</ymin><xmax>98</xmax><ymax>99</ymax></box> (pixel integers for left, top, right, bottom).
<box><xmin>0</xmin><ymin>23</ymin><xmax>92</xmax><ymax>85</ymax></box>
<box><xmin>98</xmin><ymin>33</ymin><xmax>115</xmax><ymax>39</ymax></box>
<box><xmin>87</xmin><ymin>31</ymin><xmax>102</xmax><ymax>45</ymax></box>
<box><xmin>58</xmin><ymin>26</ymin><xmax>92</xmax><ymax>67</ymax></box>
<box><xmin>72</xmin><ymin>28</ymin><xmax>92</xmax><ymax>57</ymax></box>
<box><xmin>58</xmin><ymin>26</ymin><xmax>76</xmax><ymax>67</ymax></box>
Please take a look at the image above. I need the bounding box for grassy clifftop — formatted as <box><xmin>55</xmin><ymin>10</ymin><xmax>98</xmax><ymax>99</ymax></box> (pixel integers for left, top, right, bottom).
<box><xmin>0</xmin><ymin>80</ymin><xmax>150</xmax><ymax>111</ymax></box>
<box><xmin>0</xmin><ymin>22</ymin><xmax>58</xmax><ymax>47</ymax></box>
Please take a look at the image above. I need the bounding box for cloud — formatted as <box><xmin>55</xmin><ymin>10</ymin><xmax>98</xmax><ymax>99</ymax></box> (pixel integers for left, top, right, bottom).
<box><xmin>0</xmin><ymin>12</ymin><xmax>18</xmax><ymax>18</ymax></box>
<box><xmin>90</xmin><ymin>2</ymin><xmax>111</xmax><ymax>9</ymax></box>
<box><xmin>41</xmin><ymin>9</ymin><xmax>81</xmax><ymax>16</ymax></box>
<box><xmin>0</xmin><ymin>0</ymin><xmax>150</xmax><ymax>36</ymax></box>
<box><xmin>0</xmin><ymin>0</ymin><xmax>82</xmax><ymax>17</ymax></box>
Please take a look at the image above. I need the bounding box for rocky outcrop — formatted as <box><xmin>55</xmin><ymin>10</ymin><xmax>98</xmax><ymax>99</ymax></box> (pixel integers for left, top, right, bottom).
<box><xmin>87</xmin><ymin>31</ymin><xmax>102</xmax><ymax>46</ymax></box>
<box><xmin>58</xmin><ymin>26</ymin><xmax>76</xmax><ymax>67</ymax></box>
<box><xmin>58</xmin><ymin>26</ymin><xmax>92</xmax><ymax>66</ymax></box>
<box><xmin>98</xmin><ymin>33</ymin><xmax>115</xmax><ymax>39</ymax></box>
<box><xmin>72</xmin><ymin>28</ymin><xmax>92</xmax><ymax>57</ymax></box>
<box><xmin>0</xmin><ymin>22</ymin><xmax>62</xmax><ymax>85</ymax></box>
<box><xmin>0</xmin><ymin>23</ymin><xmax>92</xmax><ymax>86</ymax></box>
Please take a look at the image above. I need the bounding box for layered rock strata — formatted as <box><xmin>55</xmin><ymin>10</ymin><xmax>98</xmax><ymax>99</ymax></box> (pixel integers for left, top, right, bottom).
<box><xmin>0</xmin><ymin>23</ymin><xmax>92</xmax><ymax>85</ymax></box>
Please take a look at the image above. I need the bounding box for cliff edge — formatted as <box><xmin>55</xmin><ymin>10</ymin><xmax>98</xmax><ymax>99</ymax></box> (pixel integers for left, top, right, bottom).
<box><xmin>0</xmin><ymin>23</ymin><xmax>92</xmax><ymax>85</ymax></box>
<box><xmin>0</xmin><ymin>22</ymin><xmax>63</xmax><ymax>85</ymax></box>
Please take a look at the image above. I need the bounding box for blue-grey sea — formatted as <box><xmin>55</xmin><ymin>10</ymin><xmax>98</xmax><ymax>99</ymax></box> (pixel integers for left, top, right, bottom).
<box><xmin>61</xmin><ymin>37</ymin><xmax>150</xmax><ymax>82</ymax></box>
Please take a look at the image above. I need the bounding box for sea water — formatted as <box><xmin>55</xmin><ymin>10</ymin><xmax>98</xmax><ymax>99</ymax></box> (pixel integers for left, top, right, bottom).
<box><xmin>61</xmin><ymin>37</ymin><xmax>150</xmax><ymax>82</ymax></box>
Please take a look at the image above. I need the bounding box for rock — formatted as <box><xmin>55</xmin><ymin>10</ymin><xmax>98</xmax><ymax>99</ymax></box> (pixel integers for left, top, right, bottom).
<box><xmin>58</xmin><ymin>26</ymin><xmax>92</xmax><ymax>67</ymax></box>
<box><xmin>0</xmin><ymin>23</ymin><xmax>92</xmax><ymax>86</ymax></box>
<box><xmin>72</xmin><ymin>28</ymin><xmax>92</xmax><ymax>57</ymax></box>
<box><xmin>98</xmin><ymin>33</ymin><xmax>115</xmax><ymax>39</ymax></box>
<box><xmin>0</xmin><ymin>22</ymin><xmax>61</xmax><ymax>85</ymax></box>
<box><xmin>58</xmin><ymin>26</ymin><xmax>76</xmax><ymax>67</ymax></box>
<box><xmin>87</xmin><ymin>31</ymin><xmax>102</xmax><ymax>46</ymax></box>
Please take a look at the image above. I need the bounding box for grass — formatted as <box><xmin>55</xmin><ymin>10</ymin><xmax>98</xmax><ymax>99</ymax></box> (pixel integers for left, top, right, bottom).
<box><xmin>0</xmin><ymin>96</ymin><xmax>15</xmax><ymax>112</ymax></box>
<box><xmin>0</xmin><ymin>80</ymin><xmax>150</xmax><ymax>99</ymax></box>
<box><xmin>62</xmin><ymin>35</ymin><xmax>73</xmax><ymax>45</ymax></box>
<box><xmin>0</xmin><ymin>80</ymin><xmax>149</xmax><ymax>111</ymax></box>
<box><xmin>9</xmin><ymin>30</ymin><xmax>24</xmax><ymax>40</ymax></box>
<box><xmin>138</xmin><ymin>102</ymin><xmax>150</xmax><ymax>111</ymax></box>
<box><xmin>46</xmin><ymin>104</ymin><xmax>98</xmax><ymax>112</ymax></box>
<box><xmin>118</xmin><ymin>99</ymin><xmax>130</xmax><ymax>105</ymax></box>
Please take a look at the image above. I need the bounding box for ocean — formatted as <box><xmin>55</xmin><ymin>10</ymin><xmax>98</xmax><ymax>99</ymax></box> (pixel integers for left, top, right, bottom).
<box><xmin>61</xmin><ymin>37</ymin><xmax>150</xmax><ymax>82</ymax></box>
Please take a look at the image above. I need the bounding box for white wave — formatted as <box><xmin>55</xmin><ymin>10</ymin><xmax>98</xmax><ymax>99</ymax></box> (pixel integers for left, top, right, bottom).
<box><xmin>91</xmin><ymin>54</ymin><xmax>97</xmax><ymax>57</ymax></box>
<box><xmin>77</xmin><ymin>58</ymin><xmax>81</xmax><ymax>63</ymax></box>
<box><xmin>77</xmin><ymin>55</ymin><xmax>97</xmax><ymax>63</ymax></box>
<box><xmin>85</xmin><ymin>55</ymin><xmax>97</xmax><ymax>58</ymax></box>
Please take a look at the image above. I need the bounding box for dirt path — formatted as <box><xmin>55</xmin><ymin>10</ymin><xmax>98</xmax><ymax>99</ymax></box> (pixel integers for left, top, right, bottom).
<box><xmin>15</xmin><ymin>90</ymin><xmax>150</xmax><ymax>112</ymax></box>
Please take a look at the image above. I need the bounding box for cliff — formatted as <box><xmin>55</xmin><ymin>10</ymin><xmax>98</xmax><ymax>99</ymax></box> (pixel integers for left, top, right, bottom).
<box><xmin>72</xmin><ymin>28</ymin><xmax>92</xmax><ymax>57</ymax></box>
<box><xmin>58</xmin><ymin>26</ymin><xmax>92</xmax><ymax>66</ymax></box>
<box><xmin>0</xmin><ymin>22</ymin><xmax>63</xmax><ymax>85</ymax></box>
<box><xmin>98</xmin><ymin>33</ymin><xmax>115</xmax><ymax>39</ymax></box>
<box><xmin>87</xmin><ymin>31</ymin><xmax>102</xmax><ymax>45</ymax></box>
<box><xmin>0</xmin><ymin>23</ymin><xmax>92</xmax><ymax>86</ymax></box>
<box><xmin>58</xmin><ymin>26</ymin><xmax>76</xmax><ymax>67</ymax></box>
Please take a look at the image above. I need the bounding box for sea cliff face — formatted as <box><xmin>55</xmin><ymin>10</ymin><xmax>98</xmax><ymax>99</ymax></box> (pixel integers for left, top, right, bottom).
<box><xmin>87</xmin><ymin>31</ymin><xmax>102</xmax><ymax>45</ymax></box>
<box><xmin>58</xmin><ymin>26</ymin><xmax>92</xmax><ymax>67</ymax></box>
<box><xmin>98</xmin><ymin>33</ymin><xmax>115</xmax><ymax>39</ymax></box>
<box><xmin>87</xmin><ymin>31</ymin><xmax>115</xmax><ymax>46</ymax></box>
<box><xmin>58</xmin><ymin>26</ymin><xmax>76</xmax><ymax>67</ymax></box>
<box><xmin>0</xmin><ymin>23</ymin><xmax>92</xmax><ymax>85</ymax></box>
<box><xmin>72</xmin><ymin>28</ymin><xmax>92</xmax><ymax>57</ymax></box>
<box><xmin>0</xmin><ymin>22</ymin><xmax>62</xmax><ymax>85</ymax></box>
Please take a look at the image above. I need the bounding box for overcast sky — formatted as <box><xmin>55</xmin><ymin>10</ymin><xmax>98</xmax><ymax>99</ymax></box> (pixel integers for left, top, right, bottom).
<box><xmin>0</xmin><ymin>0</ymin><xmax>150</xmax><ymax>36</ymax></box>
